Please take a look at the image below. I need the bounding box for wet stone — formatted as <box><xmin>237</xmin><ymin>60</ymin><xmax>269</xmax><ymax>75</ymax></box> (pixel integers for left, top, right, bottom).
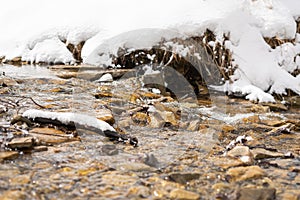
<box><xmin>7</xmin><ymin>137</ymin><xmax>34</xmax><ymax>149</ymax></box>
<box><xmin>226</xmin><ymin>166</ymin><xmax>266</xmax><ymax>182</ymax></box>
<box><xmin>262</xmin><ymin>102</ymin><xmax>288</xmax><ymax>111</ymax></box>
<box><xmin>0</xmin><ymin>151</ymin><xmax>19</xmax><ymax>161</ymax></box>
<box><xmin>187</xmin><ymin>120</ymin><xmax>200</xmax><ymax>131</ymax></box>
<box><xmin>169</xmin><ymin>188</ymin><xmax>200</xmax><ymax>200</ymax></box>
<box><xmin>9</xmin><ymin>174</ymin><xmax>31</xmax><ymax>186</ymax></box>
<box><xmin>251</xmin><ymin>148</ymin><xmax>284</xmax><ymax>160</ymax></box>
<box><xmin>116</xmin><ymin>162</ymin><xmax>154</xmax><ymax>172</ymax></box>
<box><xmin>227</xmin><ymin>145</ymin><xmax>254</xmax><ymax>164</ymax></box>
<box><xmin>0</xmin><ymin>190</ymin><xmax>26</xmax><ymax>200</ymax></box>
<box><xmin>168</xmin><ymin>172</ymin><xmax>201</xmax><ymax>184</ymax></box>
<box><xmin>237</xmin><ymin>188</ymin><xmax>276</xmax><ymax>200</ymax></box>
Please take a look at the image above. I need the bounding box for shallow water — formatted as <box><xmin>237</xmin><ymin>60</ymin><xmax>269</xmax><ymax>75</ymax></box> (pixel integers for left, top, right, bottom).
<box><xmin>0</xmin><ymin>64</ymin><xmax>300</xmax><ymax>199</ymax></box>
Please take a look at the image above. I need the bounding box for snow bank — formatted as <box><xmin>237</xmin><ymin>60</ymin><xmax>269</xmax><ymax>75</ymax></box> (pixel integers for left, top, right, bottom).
<box><xmin>22</xmin><ymin>109</ymin><xmax>116</xmax><ymax>132</ymax></box>
<box><xmin>1</xmin><ymin>0</ymin><xmax>300</xmax><ymax>102</ymax></box>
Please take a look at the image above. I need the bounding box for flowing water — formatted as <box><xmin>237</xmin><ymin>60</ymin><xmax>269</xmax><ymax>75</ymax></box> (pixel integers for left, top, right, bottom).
<box><xmin>0</xmin><ymin>64</ymin><xmax>300</xmax><ymax>199</ymax></box>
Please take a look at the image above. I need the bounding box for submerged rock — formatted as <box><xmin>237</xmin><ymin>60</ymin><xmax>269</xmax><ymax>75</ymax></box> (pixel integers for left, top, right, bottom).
<box><xmin>168</xmin><ymin>172</ymin><xmax>201</xmax><ymax>184</ymax></box>
<box><xmin>169</xmin><ymin>188</ymin><xmax>200</xmax><ymax>200</ymax></box>
<box><xmin>237</xmin><ymin>188</ymin><xmax>276</xmax><ymax>200</ymax></box>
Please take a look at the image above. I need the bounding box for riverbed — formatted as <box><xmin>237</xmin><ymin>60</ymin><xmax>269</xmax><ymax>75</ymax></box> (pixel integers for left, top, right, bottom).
<box><xmin>0</xmin><ymin>64</ymin><xmax>299</xmax><ymax>200</ymax></box>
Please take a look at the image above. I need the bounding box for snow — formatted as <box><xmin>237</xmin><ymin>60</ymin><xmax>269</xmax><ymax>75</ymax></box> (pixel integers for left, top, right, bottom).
<box><xmin>97</xmin><ymin>73</ymin><xmax>113</xmax><ymax>82</ymax></box>
<box><xmin>22</xmin><ymin>109</ymin><xmax>116</xmax><ymax>132</ymax></box>
<box><xmin>1</xmin><ymin>0</ymin><xmax>300</xmax><ymax>102</ymax></box>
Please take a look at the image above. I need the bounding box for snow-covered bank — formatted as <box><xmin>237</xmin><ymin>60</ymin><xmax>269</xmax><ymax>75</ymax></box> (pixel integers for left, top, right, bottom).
<box><xmin>1</xmin><ymin>0</ymin><xmax>300</xmax><ymax>102</ymax></box>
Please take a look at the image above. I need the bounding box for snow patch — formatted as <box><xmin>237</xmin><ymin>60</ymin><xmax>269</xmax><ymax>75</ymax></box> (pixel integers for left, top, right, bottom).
<box><xmin>22</xmin><ymin>109</ymin><xmax>115</xmax><ymax>132</ymax></box>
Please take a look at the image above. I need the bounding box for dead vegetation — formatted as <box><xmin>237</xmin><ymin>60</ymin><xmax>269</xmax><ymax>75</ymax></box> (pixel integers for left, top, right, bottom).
<box><xmin>111</xmin><ymin>29</ymin><xmax>235</xmax><ymax>99</ymax></box>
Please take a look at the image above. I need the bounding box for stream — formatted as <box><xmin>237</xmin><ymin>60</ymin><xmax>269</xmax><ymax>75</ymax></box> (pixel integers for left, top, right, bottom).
<box><xmin>0</xmin><ymin>64</ymin><xmax>300</xmax><ymax>200</ymax></box>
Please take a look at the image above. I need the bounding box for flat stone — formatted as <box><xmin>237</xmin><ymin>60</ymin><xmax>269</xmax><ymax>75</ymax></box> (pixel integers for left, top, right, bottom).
<box><xmin>7</xmin><ymin>137</ymin><xmax>34</xmax><ymax>149</ymax></box>
<box><xmin>213</xmin><ymin>157</ymin><xmax>245</xmax><ymax>169</ymax></box>
<box><xmin>116</xmin><ymin>162</ymin><xmax>154</xmax><ymax>172</ymax></box>
<box><xmin>169</xmin><ymin>188</ymin><xmax>200</xmax><ymax>200</ymax></box>
<box><xmin>29</xmin><ymin>128</ymin><xmax>79</xmax><ymax>145</ymax></box>
<box><xmin>227</xmin><ymin>146</ymin><xmax>254</xmax><ymax>164</ymax></box>
<box><xmin>237</xmin><ymin>188</ymin><xmax>276</xmax><ymax>200</ymax></box>
<box><xmin>250</xmin><ymin>104</ymin><xmax>270</xmax><ymax>113</ymax></box>
<box><xmin>242</xmin><ymin>115</ymin><xmax>261</xmax><ymax>123</ymax></box>
<box><xmin>227</xmin><ymin>146</ymin><xmax>251</xmax><ymax>158</ymax></box>
<box><xmin>187</xmin><ymin>120</ymin><xmax>200</xmax><ymax>131</ymax></box>
<box><xmin>157</xmin><ymin>110</ymin><xmax>178</xmax><ymax>127</ymax></box>
<box><xmin>251</xmin><ymin>148</ymin><xmax>284</xmax><ymax>160</ymax></box>
<box><xmin>96</xmin><ymin>109</ymin><xmax>115</xmax><ymax>125</ymax></box>
<box><xmin>0</xmin><ymin>190</ymin><xmax>26</xmax><ymax>200</ymax></box>
<box><xmin>267</xmin><ymin>123</ymin><xmax>295</xmax><ymax>135</ymax></box>
<box><xmin>222</xmin><ymin>124</ymin><xmax>236</xmax><ymax>132</ymax></box>
<box><xmin>149</xmin><ymin>112</ymin><xmax>165</xmax><ymax>128</ymax></box>
<box><xmin>131</xmin><ymin>112</ymin><xmax>150</xmax><ymax>125</ymax></box>
<box><xmin>227</xmin><ymin>165</ymin><xmax>266</xmax><ymax>182</ymax></box>
<box><xmin>101</xmin><ymin>172</ymin><xmax>138</xmax><ymax>187</ymax></box>
<box><xmin>262</xmin><ymin>102</ymin><xmax>288</xmax><ymax>111</ymax></box>
<box><xmin>127</xmin><ymin>186</ymin><xmax>151</xmax><ymax>198</ymax></box>
<box><xmin>168</xmin><ymin>172</ymin><xmax>201</xmax><ymax>184</ymax></box>
<box><xmin>0</xmin><ymin>77</ymin><xmax>18</xmax><ymax>86</ymax></box>
<box><xmin>9</xmin><ymin>174</ymin><xmax>31</xmax><ymax>186</ymax></box>
<box><xmin>0</xmin><ymin>151</ymin><xmax>19</xmax><ymax>161</ymax></box>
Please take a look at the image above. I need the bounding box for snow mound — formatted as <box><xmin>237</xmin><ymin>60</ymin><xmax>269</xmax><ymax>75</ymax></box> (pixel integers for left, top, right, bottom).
<box><xmin>22</xmin><ymin>38</ymin><xmax>75</xmax><ymax>64</ymax></box>
<box><xmin>1</xmin><ymin>0</ymin><xmax>300</xmax><ymax>102</ymax></box>
<box><xmin>22</xmin><ymin>109</ymin><xmax>116</xmax><ymax>132</ymax></box>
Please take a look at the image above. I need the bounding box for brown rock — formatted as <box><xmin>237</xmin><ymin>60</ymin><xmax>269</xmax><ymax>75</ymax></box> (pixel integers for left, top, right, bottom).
<box><xmin>157</xmin><ymin>110</ymin><xmax>178</xmax><ymax>127</ymax></box>
<box><xmin>0</xmin><ymin>151</ymin><xmax>19</xmax><ymax>161</ymax></box>
<box><xmin>169</xmin><ymin>188</ymin><xmax>200</xmax><ymax>200</ymax></box>
<box><xmin>29</xmin><ymin>128</ymin><xmax>79</xmax><ymax>145</ymax></box>
<box><xmin>213</xmin><ymin>157</ymin><xmax>245</xmax><ymax>169</ymax></box>
<box><xmin>149</xmin><ymin>113</ymin><xmax>165</xmax><ymax>128</ymax></box>
<box><xmin>187</xmin><ymin>120</ymin><xmax>200</xmax><ymax>131</ymax></box>
<box><xmin>227</xmin><ymin>146</ymin><xmax>254</xmax><ymax>164</ymax></box>
<box><xmin>250</xmin><ymin>104</ymin><xmax>270</xmax><ymax>113</ymax></box>
<box><xmin>227</xmin><ymin>166</ymin><xmax>266</xmax><ymax>181</ymax></box>
<box><xmin>262</xmin><ymin>102</ymin><xmax>288</xmax><ymax>111</ymax></box>
<box><xmin>132</xmin><ymin>112</ymin><xmax>150</xmax><ymax>125</ymax></box>
<box><xmin>237</xmin><ymin>188</ymin><xmax>276</xmax><ymax>200</ymax></box>
<box><xmin>9</xmin><ymin>174</ymin><xmax>31</xmax><ymax>186</ymax></box>
<box><xmin>168</xmin><ymin>172</ymin><xmax>201</xmax><ymax>184</ymax></box>
<box><xmin>251</xmin><ymin>148</ymin><xmax>284</xmax><ymax>160</ymax></box>
<box><xmin>222</xmin><ymin>124</ymin><xmax>236</xmax><ymax>132</ymax></box>
<box><xmin>242</xmin><ymin>115</ymin><xmax>261</xmax><ymax>124</ymax></box>
<box><xmin>96</xmin><ymin>109</ymin><xmax>115</xmax><ymax>125</ymax></box>
<box><xmin>0</xmin><ymin>190</ymin><xmax>26</xmax><ymax>200</ymax></box>
<box><xmin>0</xmin><ymin>77</ymin><xmax>18</xmax><ymax>86</ymax></box>
<box><xmin>127</xmin><ymin>186</ymin><xmax>150</xmax><ymax>198</ymax></box>
<box><xmin>7</xmin><ymin>137</ymin><xmax>34</xmax><ymax>149</ymax></box>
